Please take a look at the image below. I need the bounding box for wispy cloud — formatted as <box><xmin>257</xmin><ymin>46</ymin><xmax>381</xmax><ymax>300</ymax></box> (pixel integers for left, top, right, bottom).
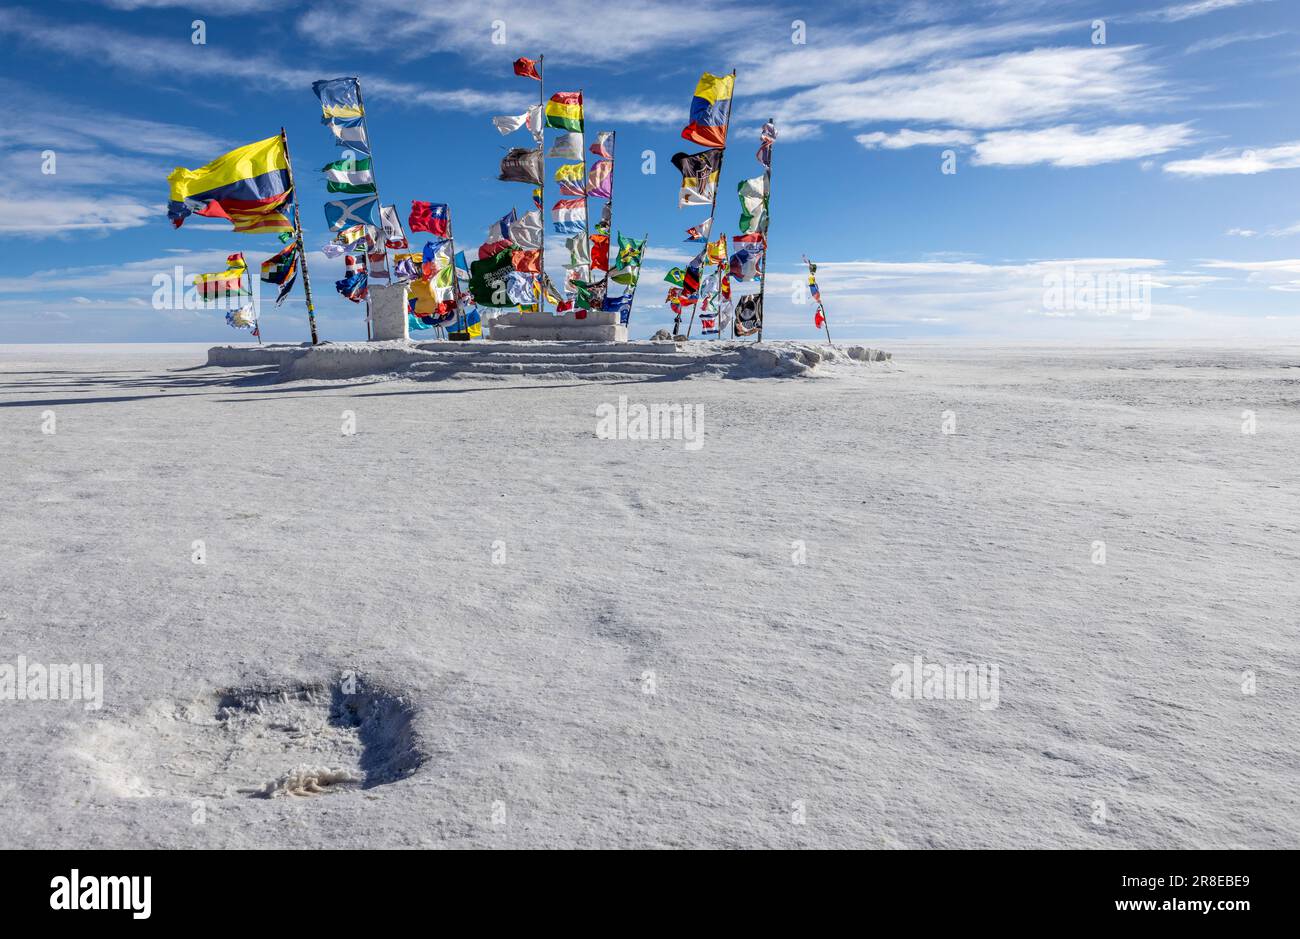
<box><xmin>972</xmin><ymin>123</ymin><xmax>1198</xmax><ymax>167</ymax></box>
<box><xmin>1184</xmin><ymin>29</ymin><xmax>1285</xmax><ymax>54</ymax></box>
<box><xmin>856</xmin><ymin>128</ymin><xmax>976</xmax><ymax>150</ymax></box>
<box><xmin>756</xmin><ymin>46</ymin><xmax>1168</xmax><ymax>132</ymax></box>
<box><xmin>0</xmin><ymin>196</ymin><xmax>158</xmax><ymax>236</ymax></box>
<box><xmin>1141</xmin><ymin>0</ymin><xmax>1274</xmax><ymax>22</ymax></box>
<box><xmin>1164</xmin><ymin>141</ymin><xmax>1300</xmax><ymax>175</ymax></box>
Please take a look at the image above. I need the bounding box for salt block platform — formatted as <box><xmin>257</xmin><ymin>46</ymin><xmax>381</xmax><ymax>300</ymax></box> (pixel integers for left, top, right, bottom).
<box><xmin>207</xmin><ymin>340</ymin><xmax>890</xmax><ymax>382</ymax></box>
<box><xmin>489</xmin><ymin>309</ymin><xmax>628</xmax><ymax>342</ymax></box>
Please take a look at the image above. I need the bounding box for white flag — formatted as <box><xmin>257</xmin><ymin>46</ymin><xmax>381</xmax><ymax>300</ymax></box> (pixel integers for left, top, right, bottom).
<box><xmin>379</xmin><ymin>204</ymin><xmax>408</xmax><ymax>249</ymax></box>
<box><xmin>509</xmin><ymin>209</ymin><xmax>544</xmax><ymax>249</ymax></box>
<box><xmin>493</xmin><ymin>104</ymin><xmax>543</xmax><ymax>137</ymax></box>
<box><xmin>548</xmin><ymin>132</ymin><xmax>584</xmax><ymax>159</ymax></box>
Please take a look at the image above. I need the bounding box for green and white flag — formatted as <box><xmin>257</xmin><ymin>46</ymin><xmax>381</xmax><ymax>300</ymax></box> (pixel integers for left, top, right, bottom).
<box><xmin>321</xmin><ymin>156</ymin><xmax>376</xmax><ymax>194</ymax></box>
<box><xmin>738</xmin><ymin>175</ymin><xmax>768</xmax><ymax>234</ymax></box>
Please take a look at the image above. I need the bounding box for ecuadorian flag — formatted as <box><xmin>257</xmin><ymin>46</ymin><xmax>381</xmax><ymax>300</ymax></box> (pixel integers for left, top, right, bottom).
<box><xmin>167</xmin><ymin>135</ymin><xmax>293</xmax><ymax>234</ymax></box>
<box><xmin>682</xmin><ymin>72</ymin><xmax>733</xmax><ymax>149</ymax></box>
<box><xmin>545</xmin><ymin>92</ymin><xmax>584</xmax><ymax>132</ymax></box>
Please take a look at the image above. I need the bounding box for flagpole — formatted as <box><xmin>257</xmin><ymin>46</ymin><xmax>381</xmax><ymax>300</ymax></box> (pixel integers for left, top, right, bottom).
<box><xmin>623</xmin><ymin>231</ymin><xmax>648</xmax><ymax>328</ymax></box>
<box><xmin>685</xmin><ymin>68</ymin><xmax>735</xmax><ymax>342</ymax></box>
<box><xmin>244</xmin><ymin>258</ymin><xmax>262</xmax><ymax>344</ymax></box>
<box><xmin>353</xmin><ymin>78</ymin><xmax>383</xmax><ymax>341</ymax></box>
<box><xmin>579</xmin><ymin>88</ymin><xmax>591</xmax><ymax>297</ymax></box>
<box><xmin>538</xmin><ymin>54</ymin><xmax>546</xmax><ymax>313</ymax></box>
<box><xmin>599</xmin><ymin>130</ymin><xmax>615</xmax><ymax>297</ymax></box>
<box><xmin>448</xmin><ymin>216</ymin><xmax>466</xmax><ymax>336</ymax></box>
<box><xmin>756</xmin><ymin>117</ymin><xmax>774</xmax><ymax>343</ymax></box>
<box><xmin>806</xmin><ymin>256</ymin><xmax>831</xmax><ymax>347</ymax></box>
<box><xmin>280</xmin><ymin>126</ymin><xmax>320</xmax><ymax>345</ymax></box>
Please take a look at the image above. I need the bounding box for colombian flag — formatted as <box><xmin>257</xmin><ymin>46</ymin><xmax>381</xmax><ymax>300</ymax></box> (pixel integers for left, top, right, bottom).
<box><xmin>167</xmin><ymin>135</ymin><xmax>293</xmax><ymax>232</ymax></box>
<box><xmin>545</xmin><ymin>91</ymin><xmax>584</xmax><ymax>132</ymax></box>
<box><xmin>682</xmin><ymin>72</ymin><xmax>733</xmax><ymax>149</ymax></box>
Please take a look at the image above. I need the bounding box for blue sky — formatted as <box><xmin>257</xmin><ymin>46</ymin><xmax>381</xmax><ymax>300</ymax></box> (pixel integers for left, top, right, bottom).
<box><xmin>1</xmin><ymin>0</ymin><xmax>1298</xmax><ymax>342</ymax></box>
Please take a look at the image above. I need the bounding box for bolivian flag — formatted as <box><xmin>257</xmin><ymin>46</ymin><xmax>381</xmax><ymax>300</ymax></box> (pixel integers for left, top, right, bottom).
<box><xmin>545</xmin><ymin>91</ymin><xmax>584</xmax><ymax>132</ymax></box>
<box><xmin>167</xmin><ymin>135</ymin><xmax>294</xmax><ymax>235</ymax></box>
<box><xmin>194</xmin><ymin>253</ymin><xmax>250</xmax><ymax>301</ymax></box>
<box><xmin>682</xmin><ymin>72</ymin><xmax>733</xmax><ymax>149</ymax></box>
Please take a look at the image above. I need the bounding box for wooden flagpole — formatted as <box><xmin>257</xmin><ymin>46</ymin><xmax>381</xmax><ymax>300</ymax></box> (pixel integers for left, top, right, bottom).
<box><xmin>280</xmin><ymin>126</ymin><xmax>319</xmax><ymax>345</ymax></box>
<box><xmin>684</xmin><ymin>68</ymin><xmax>735</xmax><ymax>341</ymax></box>
<box><xmin>756</xmin><ymin>118</ymin><xmax>774</xmax><ymax>343</ymax></box>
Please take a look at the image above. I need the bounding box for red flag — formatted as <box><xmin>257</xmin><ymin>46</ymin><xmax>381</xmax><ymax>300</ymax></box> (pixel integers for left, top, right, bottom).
<box><xmin>409</xmin><ymin>201</ymin><xmax>450</xmax><ymax>236</ymax></box>
<box><xmin>590</xmin><ymin>234</ymin><xmax>609</xmax><ymax>272</ymax></box>
<box><xmin>814</xmin><ymin>308</ymin><xmax>825</xmax><ymax>329</ymax></box>
<box><xmin>513</xmin><ymin>57</ymin><xmax>541</xmax><ymax>80</ymax></box>
<box><xmin>479</xmin><ymin>238</ymin><xmax>513</xmax><ymax>260</ymax></box>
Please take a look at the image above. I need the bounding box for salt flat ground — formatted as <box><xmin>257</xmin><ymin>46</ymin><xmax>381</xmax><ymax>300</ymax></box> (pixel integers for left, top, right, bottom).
<box><xmin>0</xmin><ymin>341</ymin><xmax>1297</xmax><ymax>849</ymax></box>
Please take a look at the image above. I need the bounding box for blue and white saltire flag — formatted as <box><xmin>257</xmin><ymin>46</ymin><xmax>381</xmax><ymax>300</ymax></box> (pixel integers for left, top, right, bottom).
<box><xmin>325</xmin><ymin>117</ymin><xmax>371</xmax><ymax>154</ymax></box>
<box><xmin>324</xmin><ymin>194</ymin><xmax>379</xmax><ymax>232</ymax></box>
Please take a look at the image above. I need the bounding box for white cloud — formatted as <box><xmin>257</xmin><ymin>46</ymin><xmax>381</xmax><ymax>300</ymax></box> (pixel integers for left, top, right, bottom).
<box><xmin>0</xmin><ymin>196</ymin><xmax>157</xmax><ymax>236</ymax></box>
<box><xmin>1144</xmin><ymin>0</ymin><xmax>1273</xmax><ymax>22</ymax></box>
<box><xmin>856</xmin><ymin>128</ymin><xmax>976</xmax><ymax>150</ymax></box>
<box><xmin>760</xmin><ymin>46</ymin><xmax>1167</xmax><ymax>131</ymax></box>
<box><xmin>972</xmin><ymin>123</ymin><xmax>1197</xmax><ymax>167</ymax></box>
<box><xmin>4</xmin><ymin>8</ymin><xmax>520</xmax><ymax>116</ymax></box>
<box><xmin>737</xmin><ymin>18</ymin><xmax>1080</xmax><ymax>95</ymax></box>
<box><xmin>1226</xmin><ymin>228</ymin><xmax>1258</xmax><ymax>237</ymax></box>
<box><xmin>1184</xmin><ymin>30</ymin><xmax>1285</xmax><ymax>54</ymax></box>
<box><xmin>1163</xmin><ymin>141</ymin><xmax>1300</xmax><ymax>175</ymax></box>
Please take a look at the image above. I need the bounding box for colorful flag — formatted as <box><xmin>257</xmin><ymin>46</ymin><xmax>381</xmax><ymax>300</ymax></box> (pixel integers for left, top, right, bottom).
<box><xmin>479</xmin><ymin>238</ymin><xmax>513</xmax><ymax>260</ymax></box>
<box><xmin>586</xmin><ymin>160</ymin><xmax>613</xmax><ymax>198</ymax></box>
<box><xmin>545</xmin><ymin>91</ymin><xmax>584</xmax><ymax>132</ymax></box>
<box><xmin>312</xmin><ymin>77</ymin><xmax>364</xmax><ymax>120</ymax></box>
<box><xmin>335</xmin><ymin>270</ymin><xmax>368</xmax><ymax>303</ymax></box>
<box><xmin>664</xmin><ymin>267</ymin><xmax>686</xmax><ymax>287</ymax></box>
<box><xmin>552</xmin><ymin>197</ymin><xmax>586</xmax><ymax>235</ymax></box>
<box><xmin>166</xmin><ymin>135</ymin><xmax>291</xmax><ymax>230</ymax></box>
<box><xmin>555</xmin><ymin>161</ymin><xmax>585</xmax><ymax>196</ymax></box>
<box><xmin>738</xmin><ymin>175</ymin><xmax>769</xmax><ymax>233</ymax></box>
<box><xmin>259</xmin><ymin>243</ymin><xmax>298</xmax><ymax>305</ymax></box>
<box><xmin>509</xmin><ymin>209</ymin><xmax>544</xmax><ymax>249</ymax></box>
<box><xmin>335</xmin><ymin>223</ymin><xmax>368</xmax><ymax>245</ymax></box>
<box><xmin>367</xmin><ymin>248</ymin><xmax>390</xmax><ymax>283</ymax></box>
<box><xmin>548</xmin><ymin>132</ymin><xmax>584</xmax><ymax>159</ymax></box>
<box><xmin>409</xmin><ymin>201</ymin><xmax>450</xmax><ymax>236</ymax></box>
<box><xmin>590</xmin><ymin>131</ymin><xmax>615</xmax><ymax>159</ymax></box>
<box><xmin>706</xmin><ymin>234</ymin><xmax>727</xmax><ymax>263</ymax></box>
<box><xmin>513</xmin><ymin>57</ymin><xmax>541</xmax><ymax>80</ymax></box>
<box><xmin>320</xmin><ymin>155</ymin><xmax>374</xmax><ymax>195</ymax></box>
<box><xmin>729</xmin><ymin>247</ymin><xmax>764</xmax><ymax>281</ymax></box>
<box><xmin>595</xmin><ymin>202</ymin><xmax>611</xmax><ymax>236</ymax></box>
<box><xmin>757</xmin><ymin>120</ymin><xmax>778</xmax><ymax>168</ymax></box>
<box><xmin>324</xmin><ymin>117</ymin><xmax>370</xmax><ymax>154</ymax></box>
<box><xmin>682</xmin><ymin>72</ymin><xmax>733</xmax><ymax>149</ymax></box>
<box><xmin>393</xmin><ymin>253</ymin><xmax>421</xmax><ymax>281</ymax></box>
<box><xmin>685</xmin><ymin>219</ymin><xmax>712</xmax><ymax>242</ymax></box>
<box><xmin>194</xmin><ymin>253</ymin><xmax>248</xmax><ymax>301</ymax></box>
<box><xmin>379</xmin><ymin>203</ymin><xmax>408</xmax><ymax>249</ymax></box>
<box><xmin>614</xmin><ymin>233</ymin><xmax>645</xmax><ymax>271</ymax></box>
<box><xmin>486</xmin><ymin>208</ymin><xmax>517</xmax><ymax>244</ymax></box>
<box><xmin>671</xmin><ymin>148</ymin><xmax>723</xmax><ymax>207</ymax></box>
<box><xmin>324</xmin><ymin>194</ymin><xmax>379</xmax><ymax>231</ymax></box>
<box><xmin>499</xmin><ymin>147</ymin><xmax>543</xmax><ymax>185</ymax></box>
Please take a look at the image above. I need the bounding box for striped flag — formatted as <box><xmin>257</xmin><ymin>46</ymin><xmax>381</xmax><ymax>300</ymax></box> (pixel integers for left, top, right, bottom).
<box><xmin>321</xmin><ymin>156</ymin><xmax>375</xmax><ymax>194</ymax></box>
<box><xmin>552</xmin><ymin>198</ymin><xmax>586</xmax><ymax>235</ymax></box>
<box><xmin>545</xmin><ymin>91</ymin><xmax>584</xmax><ymax>132</ymax></box>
